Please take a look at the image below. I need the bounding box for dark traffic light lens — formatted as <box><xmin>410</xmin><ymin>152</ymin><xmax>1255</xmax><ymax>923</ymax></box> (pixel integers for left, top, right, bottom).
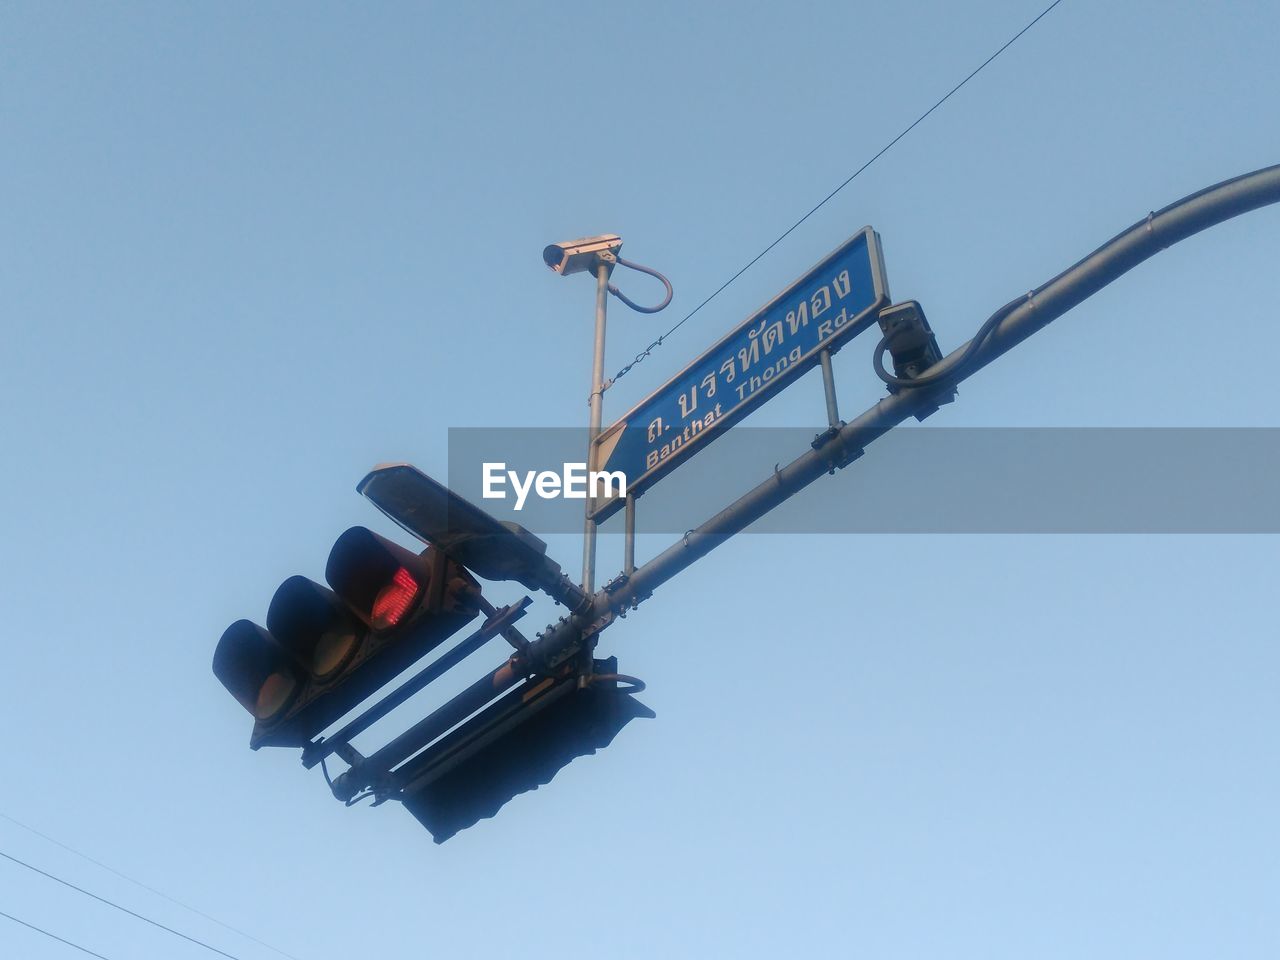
<box><xmin>312</xmin><ymin>626</ymin><xmax>361</xmax><ymax>678</ymax></box>
<box><xmin>255</xmin><ymin>670</ymin><xmax>299</xmax><ymax>720</ymax></box>
<box><xmin>371</xmin><ymin>567</ymin><xmax>420</xmax><ymax>629</ymax></box>
<box><xmin>268</xmin><ymin>576</ymin><xmax>367</xmax><ymax>682</ymax></box>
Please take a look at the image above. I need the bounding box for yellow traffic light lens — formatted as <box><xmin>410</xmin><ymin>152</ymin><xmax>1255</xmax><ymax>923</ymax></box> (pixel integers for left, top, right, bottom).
<box><xmin>312</xmin><ymin>627</ymin><xmax>360</xmax><ymax>679</ymax></box>
<box><xmin>254</xmin><ymin>671</ymin><xmax>298</xmax><ymax>720</ymax></box>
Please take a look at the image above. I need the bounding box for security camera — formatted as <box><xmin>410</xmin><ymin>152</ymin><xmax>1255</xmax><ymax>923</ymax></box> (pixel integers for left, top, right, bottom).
<box><xmin>877</xmin><ymin>300</ymin><xmax>944</xmax><ymax>382</ymax></box>
<box><xmin>542</xmin><ymin>234</ymin><xmax>623</xmax><ymax>276</ymax></box>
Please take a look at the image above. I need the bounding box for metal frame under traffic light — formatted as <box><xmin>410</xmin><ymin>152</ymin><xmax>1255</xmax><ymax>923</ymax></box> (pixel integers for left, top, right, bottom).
<box><xmin>213</xmin><ymin>526</ymin><xmax>482</xmax><ymax>749</ymax></box>
<box><xmin>398</xmin><ymin>657</ymin><xmax>654</xmax><ymax>843</ymax></box>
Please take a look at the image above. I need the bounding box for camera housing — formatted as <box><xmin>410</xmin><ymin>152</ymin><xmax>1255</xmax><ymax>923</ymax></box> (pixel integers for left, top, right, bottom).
<box><xmin>542</xmin><ymin>234</ymin><xmax>623</xmax><ymax>276</ymax></box>
<box><xmin>877</xmin><ymin>300</ymin><xmax>944</xmax><ymax>382</ymax></box>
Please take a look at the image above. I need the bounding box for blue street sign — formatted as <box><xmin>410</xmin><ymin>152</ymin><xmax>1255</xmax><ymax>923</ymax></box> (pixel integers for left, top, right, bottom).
<box><xmin>590</xmin><ymin>226</ymin><xmax>889</xmax><ymax>521</ymax></box>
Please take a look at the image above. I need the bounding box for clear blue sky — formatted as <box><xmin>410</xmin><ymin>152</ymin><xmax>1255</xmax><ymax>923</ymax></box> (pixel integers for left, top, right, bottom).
<box><xmin>2</xmin><ymin>2</ymin><xmax>1278</xmax><ymax>958</ymax></box>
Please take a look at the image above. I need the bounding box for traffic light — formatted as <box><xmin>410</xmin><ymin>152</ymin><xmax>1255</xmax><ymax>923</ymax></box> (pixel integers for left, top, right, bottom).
<box><xmin>397</xmin><ymin>657</ymin><xmax>654</xmax><ymax>843</ymax></box>
<box><xmin>213</xmin><ymin>466</ymin><xmax>654</xmax><ymax>842</ymax></box>
<box><xmin>213</xmin><ymin>526</ymin><xmax>482</xmax><ymax>749</ymax></box>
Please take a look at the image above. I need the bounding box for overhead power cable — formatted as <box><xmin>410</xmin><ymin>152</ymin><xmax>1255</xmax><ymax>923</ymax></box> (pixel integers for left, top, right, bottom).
<box><xmin>0</xmin><ymin>908</ymin><xmax>115</xmax><ymax>960</ymax></box>
<box><xmin>0</xmin><ymin>849</ymin><xmax>246</xmax><ymax>960</ymax></box>
<box><xmin>608</xmin><ymin>0</ymin><xmax>1067</xmax><ymax>388</ymax></box>
<box><xmin>0</xmin><ymin>811</ymin><xmax>302</xmax><ymax>960</ymax></box>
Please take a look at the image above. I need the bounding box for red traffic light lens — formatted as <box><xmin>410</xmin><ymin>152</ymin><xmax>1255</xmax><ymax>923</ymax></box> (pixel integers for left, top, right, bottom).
<box><xmin>371</xmin><ymin>566</ymin><xmax>420</xmax><ymax>629</ymax></box>
<box><xmin>327</xmin><ymin>527</ymin><xmax>433</xmax><ymax>629</ymax></box>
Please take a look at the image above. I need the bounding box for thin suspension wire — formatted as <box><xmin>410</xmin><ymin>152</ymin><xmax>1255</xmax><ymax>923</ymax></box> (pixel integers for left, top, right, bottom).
<box><xmin>0</xmin><ymin>908</ymin><xmax>116</xmax><ymax>960</ymax></box>
<box><xmin>0</xmin><ymin>849</ymin><xmax>246</xmax><ymax>960</ymax></box>
<box><xmin>609</xmin><ymin>0</ymin><xmax>1066</xmax><ymax>388</ymax></box>
<box><xmin>0</xmin><ymin>812</ymin><xmax>302</xmax><ymax>960</ymax></box>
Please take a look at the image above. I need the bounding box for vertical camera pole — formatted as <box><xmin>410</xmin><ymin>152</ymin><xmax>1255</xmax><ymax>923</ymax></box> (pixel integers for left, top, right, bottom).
<box><xmin>582</xmin><ymin>252</ymin><xmax>615</xmax><ymax>593</ymax></box>
<box><xmin>543</xmin><ymin>233</ymin><xmax>672</xmax><ymax>594</ymax></box>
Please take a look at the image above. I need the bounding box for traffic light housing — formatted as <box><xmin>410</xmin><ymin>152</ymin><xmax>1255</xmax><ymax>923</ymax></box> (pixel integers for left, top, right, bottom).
<box><xmin>213</xmin><ymin>468</ymin><xmax>654</xmax><ymax>842</ymax></box>
<box><xmin>213</xmin><ymin>526</ymin><xmax>481</xmax><ymax>749</ymax></box>
<box><xmin>397</xmin><ymin>658</ymin><xmax>654</xmax><ymax>843</ymax></box>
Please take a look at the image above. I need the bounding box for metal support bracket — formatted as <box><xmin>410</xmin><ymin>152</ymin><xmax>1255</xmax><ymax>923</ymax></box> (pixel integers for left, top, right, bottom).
<box><xmin>623</xmin><ymin>493</ymin><xmax>637</xmax><ymax>577</ymax></box>
<box><xmin>301</xmin><ymin>595</ymin><xmax>532</xmax><ymax>770</ymax></box>
<box><xmin>818</xmin><ymin>348</ymin><xmax>841</xmax><ymax>429</ymax></box>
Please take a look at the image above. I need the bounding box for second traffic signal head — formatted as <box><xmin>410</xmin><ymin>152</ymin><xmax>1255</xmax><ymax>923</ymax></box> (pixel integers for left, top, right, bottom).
<box><xmin>213</xmin><ymin>526</ymin><xmax>482</xmax><ymax>749</ymax></box>
<box><xmin>398</xmin><ymin>659</ymin><xmax>655</xmax><ymax>842</ymax></box>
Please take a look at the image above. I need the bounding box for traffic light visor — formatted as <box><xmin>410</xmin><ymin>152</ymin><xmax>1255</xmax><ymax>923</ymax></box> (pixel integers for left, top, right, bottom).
<box><xmin>212</xmin><ymin>620</ymin><xmax>300</xmax><ymax>720</ymax></box>
<box><xmin>326</xmin><ymin>527</ymin><xmax>428</xmax><ymax>630</ymax></box>
<box><xmin>266</xmin><ymin>576</ymin><xmax>364</xmax><ymax>680</ymax></box>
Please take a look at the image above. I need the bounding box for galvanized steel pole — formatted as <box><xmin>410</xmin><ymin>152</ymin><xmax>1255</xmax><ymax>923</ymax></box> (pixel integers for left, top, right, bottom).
<box><xmin>582</xmin><ymin>257</ymin><xmax>611</xmax><ymax>592</ymax></box>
